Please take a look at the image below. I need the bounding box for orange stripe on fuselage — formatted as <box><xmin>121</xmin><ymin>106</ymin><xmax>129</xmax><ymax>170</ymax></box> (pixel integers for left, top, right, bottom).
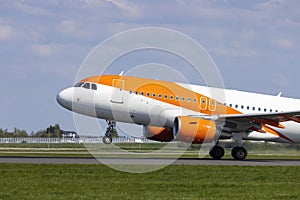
<box><xmin>81</xmin><ymin>75</ymin><xmax>294</xmax><ymax>142</ymax></box>
<box><xmin>81</xmin><ymin>75</ymin><xmax>240</xmax><ymax>115</ymax></box>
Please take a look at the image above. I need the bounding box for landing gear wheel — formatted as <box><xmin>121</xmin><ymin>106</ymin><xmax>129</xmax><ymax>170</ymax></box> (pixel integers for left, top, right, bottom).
<box><xmin>103</xmin><ymin>120</ymin><xmax>116</xmax><ymax>145</ymax></box>
<box><xmin>209</xmin><ymin>146</ymin><xmax>225</xmax><ymax>160</ymax></box>
<box><xmin>103</xmin><ymin>136</ymin><xmax>112</xmax><ymax>144</ymax></box>
<box><xmin>231</xmin><ymin>146</ymin><xmax>247</xmax><ymax>160</ymax></box>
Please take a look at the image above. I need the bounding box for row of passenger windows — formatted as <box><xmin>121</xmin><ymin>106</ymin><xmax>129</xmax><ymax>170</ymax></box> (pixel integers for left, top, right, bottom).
<box><xmin>227</xmin><ymin>103</ymin><xmax>280</xmax><ymax>113</ymax></box>
<box><xmin>74</xmin><ymin>82</ymin><xmax>97</xmax><ymax>90</ymax></box>
<box><xmin>129</xmin><ymin>90</ymin><xmax>197</xmax><ymax>103</ymax></box>
<box><xmin>129</xmin><ymin>90</ymin><xmax>280</xmax><ymax>113</ymax></box>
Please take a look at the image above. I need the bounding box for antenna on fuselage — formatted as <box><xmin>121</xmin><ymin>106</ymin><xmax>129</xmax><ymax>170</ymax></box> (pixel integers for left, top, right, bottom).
<box><xmin>119</xmin><ymin>70</ymin><xmax>124</xmax><ymax>76</ymax></box>
<box><xmin>277</xmin><ymin>92</ymin><xmax>282</xmax><ymax>97</ymax></box>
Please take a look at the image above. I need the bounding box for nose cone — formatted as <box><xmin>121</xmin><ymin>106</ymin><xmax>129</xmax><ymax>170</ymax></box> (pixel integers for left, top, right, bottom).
<box><xmin>56</xmin><ymin>88</ymin><xmax>73</xmax><ymax>111</ymax></box>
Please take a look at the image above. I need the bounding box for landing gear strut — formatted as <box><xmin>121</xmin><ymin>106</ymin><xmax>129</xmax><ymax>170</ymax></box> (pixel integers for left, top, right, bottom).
<box><xmin>102</xmin><ymin>120</ymin><xmax>116</xmax><ymax>144</ymax></box>
<box><xmin>231</xmin><ymin>132</ymin><xmax>248</xmax><ymax>160</ymax></box>
<box><xmin>209</xmin><ymin>145</ymin><xmax>225</xmax><ymax>160</ymax></box>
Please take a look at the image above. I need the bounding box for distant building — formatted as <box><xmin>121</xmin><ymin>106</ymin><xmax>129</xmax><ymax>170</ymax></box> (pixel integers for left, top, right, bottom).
<box><xmin>61</xmin><ymin>130</ymin><xmax>78</xmax><ymax>138</ymax></box>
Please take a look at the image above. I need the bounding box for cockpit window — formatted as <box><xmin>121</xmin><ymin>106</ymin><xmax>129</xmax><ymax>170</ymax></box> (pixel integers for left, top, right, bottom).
<box><xmin>91</xmin><ymin>84</ymin><xmax>97</xmax><ymax>90</ymax></box>
<box><xmin>74</xmin><ymin>82</ymin><xmax>84</xmax><ymax>87</ymax></box>
<box><xmin>82</xmin><ymin>83</ymin><xmax>90</xmax><ymax>89</ymax></box>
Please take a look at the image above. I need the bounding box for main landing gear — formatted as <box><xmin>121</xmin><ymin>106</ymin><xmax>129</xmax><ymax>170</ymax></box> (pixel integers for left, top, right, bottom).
<box><xmin>209</xmin><ymin>133</ymin><xmax>248</xmax><ymax>160</ymax></box>
<box><xmin>102</xmin><ymin>120</ymin><xmax>116</xmax><ymax>144</ymax></box>
<box><xmin>209</xmin><ymin>145</ymin><xmax>225</xmax><ymax>160</ymax></box>
<box><xmin>209</xmin><ymin>145</ymin><xmax>248</xmax><ymax>160</ymax></box>
<box><xmin>231</xmin><ymin>146</ymin><xmax>247</xmax><ymax>160</ymax></box>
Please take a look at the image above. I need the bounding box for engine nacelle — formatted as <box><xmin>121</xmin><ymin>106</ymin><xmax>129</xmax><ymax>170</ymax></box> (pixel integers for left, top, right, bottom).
<box><xmin>143</xmin><ymin>126</ymin><xmax>174</xmax><ymax>142</ymax></box>
<box><xmin>173</xmin><ymin>116</ymin><xmax>216</xmax><ymax>144</ymax></box>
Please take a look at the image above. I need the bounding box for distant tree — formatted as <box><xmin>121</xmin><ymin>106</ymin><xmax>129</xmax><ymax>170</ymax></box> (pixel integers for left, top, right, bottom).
<box><xmin>53</xmin><ymin>124</ymin><xmax>62</xmax><ymax>138</ymax></box>
<box><xmin>0</xmin><ymin>128</ymin><xmax>28</xmax><ymax>138</ymax></box>
<box><xmin>13</xmin><ymin>128</ymin><xmax>28</xmax><ymax>137</ymax></box>
<box><xmin>33</xmin><ymin>129</ymin><xmax>47</xmax><ymax>137</ymax></box>
<box><xmin>33</xmin><ymin>124</ymin><xmax>62</xmax><ymax>138</ymax></box>
<box><xmin>112</xmin><ymin>129</ymin><xmax>119</xmax><ymax>138</ymax></box>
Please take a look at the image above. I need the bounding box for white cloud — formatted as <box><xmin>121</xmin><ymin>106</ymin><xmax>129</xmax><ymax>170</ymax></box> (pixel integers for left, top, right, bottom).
<box><xmin>105</xmin><ymin>0</ymin><xmax>140</xmax><ymax>17</ymax></box>
<box><xmin>57</xmin><ymin>20</ymin><xmax>94</xmax><ymax>39</ymax></box>
<box><xmin>270</xmin><ymin>73</ymin><xmax>289</xmax><ymax>87</ymax></box>
<box><xmin>13</xmin><ymin>1</ymin><xmax>54</xmax><ymax>16</ymax></box>
<box><xmin>271</xmin><ymin>38</ymin><xmax>294</xmax><ymax>49</ymax></box>
<box><xmin>212</xmin><ymin>47</ymin><xmax>259</xmax><ymax>58</ymax></box>
<box><xmin>0</xmin><ymin>24</ymin><xmax>13</xmax><ymax>40</ymax></box>
<box><xmin>256</xmin><ymin>0</ymin><xmax>286</xmax><ymax>9</ymax></box>
<box><xmin>31</xmin><ymin>44</ymin><xmax>52</xmax><ymax>57</ymax></box>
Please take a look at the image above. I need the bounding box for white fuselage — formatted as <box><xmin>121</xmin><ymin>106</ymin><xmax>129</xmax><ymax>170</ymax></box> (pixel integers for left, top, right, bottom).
<box><xmin>57</xmin><ymin>81</ymin><xmax>300</xmax><ymax>144</ymax></box>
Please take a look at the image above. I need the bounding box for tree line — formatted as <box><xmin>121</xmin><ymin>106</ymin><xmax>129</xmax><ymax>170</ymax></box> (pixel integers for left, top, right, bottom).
<box><xmin>0</xmin><ymin>124</ymin><xmax>62</xmax><ymax>138</ymax></box>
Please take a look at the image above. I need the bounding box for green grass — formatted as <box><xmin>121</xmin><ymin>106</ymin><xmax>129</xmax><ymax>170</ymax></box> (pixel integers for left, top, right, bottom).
<box><xmin>0</xmin><ymin>164</ymin><xmax>299</xmax><ymax>200</ymax></box>
<box><xmin>0</xmin><ymin>143</ymin><xmax>85</xmax><ymax>148</ymax></box>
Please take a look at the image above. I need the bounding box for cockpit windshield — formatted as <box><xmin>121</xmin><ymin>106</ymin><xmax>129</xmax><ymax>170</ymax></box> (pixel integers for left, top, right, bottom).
<box><xmin>74</xmin><ymin>82</ymin><xmax>84</xmax><ymax>87</ymax></box>
<box><xmin>74</xmin><ymin>82</ymin><xmax>97</xmax><ymax>90</ymax></box>
<box><xmin>82</xmin><ymin>83</ymin><xmax>90</xmax><ymax>89</ymax></box>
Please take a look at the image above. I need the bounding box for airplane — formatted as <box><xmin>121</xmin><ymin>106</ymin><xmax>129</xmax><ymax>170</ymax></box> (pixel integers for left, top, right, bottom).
<box><xmin>57</xmin><ymin>74</ymin><xmax>300</xmax><ymax>160</ymax></box>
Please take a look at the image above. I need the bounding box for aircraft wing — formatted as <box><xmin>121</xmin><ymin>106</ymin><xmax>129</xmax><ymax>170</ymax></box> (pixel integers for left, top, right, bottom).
<box><xmin>219</xmin><ymin>110</ymin><xmax>300</xmax><ymax>124</ymax></box>
<box><xmin>189</xmin><ymin>111</ymin><xmax>300</xmax><ymax>141</ymax></box>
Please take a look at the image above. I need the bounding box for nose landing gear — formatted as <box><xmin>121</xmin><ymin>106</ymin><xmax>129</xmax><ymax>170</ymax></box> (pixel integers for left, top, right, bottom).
<box><xmin>102</xmin><ymin>120</ymin><xmax>116</xmax><ymax>144</ymax></box>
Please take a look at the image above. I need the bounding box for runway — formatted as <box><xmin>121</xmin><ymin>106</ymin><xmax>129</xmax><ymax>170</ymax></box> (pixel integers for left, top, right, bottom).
<box><xmin>1</xmin><ymin>156</ymin><xmax>300</xmax><ymax>166</ymax></box>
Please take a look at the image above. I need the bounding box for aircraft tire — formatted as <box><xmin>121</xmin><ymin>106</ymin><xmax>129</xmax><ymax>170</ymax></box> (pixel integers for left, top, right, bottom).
<box><xmin>209</xmin><ymin>146</ymin><xmax>225</xmax><ymax>160</ymax></box>
<box><xmin>103</xmin><ymin>136</ymin><xmax>112</xmax><ymax>144</ymax></box>
<box><xmin>231</xmin><ymin>146</ymin><xmax>247</xmax><ymax>160</ymax></box>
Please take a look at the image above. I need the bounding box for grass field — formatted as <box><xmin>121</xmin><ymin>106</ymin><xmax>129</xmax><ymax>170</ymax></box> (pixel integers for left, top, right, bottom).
<box><xmin>0</xmin><ymin>163</ymin><xmax>299</xmax><ymax>200</ymax></box>
<box><xmin>1</xmin><ymin>142</ymin><xmax>300</xmax><ymax>160</ymax></box>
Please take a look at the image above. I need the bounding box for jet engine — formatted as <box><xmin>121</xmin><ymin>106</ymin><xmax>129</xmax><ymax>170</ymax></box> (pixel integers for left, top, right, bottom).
<box><xmin>143</xmin><ymin>126</ymin><xmax>174</xmax><ymax>142</ymax></box>
<box><xmin>173</xmin><ymin>116</ymin><xmax>216</xmax><ymax>144</ymax></box>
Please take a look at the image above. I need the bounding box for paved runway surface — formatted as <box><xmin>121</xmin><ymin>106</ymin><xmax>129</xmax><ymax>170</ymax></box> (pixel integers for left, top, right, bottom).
<box><xmin>1</xmin><ymin>156</ymin><xmax>300</xmax><ymax>166</ymax></box>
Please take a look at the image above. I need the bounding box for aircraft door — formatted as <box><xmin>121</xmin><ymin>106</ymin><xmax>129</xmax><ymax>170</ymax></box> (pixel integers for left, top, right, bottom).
<box><xmin>110</xmin><ymin>79</ymin><xmax>124</xmax><ymax>104</ymax></box>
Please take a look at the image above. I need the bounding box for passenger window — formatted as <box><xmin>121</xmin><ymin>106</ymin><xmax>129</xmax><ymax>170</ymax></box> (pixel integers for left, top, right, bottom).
<box><xmin>270</xmin><ymin>109</ymin><xmax>273</xmax><ymax>112</ymax></box>
<box><xmin>135</xmin><ymin>91</ymin><xmax>138</xmax><ymax>95</ymax></box>
<box><xmin>91</xmin><ymin>84</ymin><xmax>97</xmax><ymax>90</ymax></box>
<box><xmin>247</xmin><ymin>106</ymin><xmax>250</xmax><ymax>110</ymax></box>
<box><xmin>229</xmin><ymin>104</ymin><xmax>232</xmax><ymax>107</ymax></box>
<box><xmin>170</xmin><ymin>96</ymin><xmax>174</xmax><ymax>100</ymax></box>
<box><xmin>82</xmin><ymin>83</ymin><xmax>90</xmax><ymax>89</ymax></box>
<box><xmin>164</xmin><ymin>95</ymin><xmax>168</xmax><ymax>99</ymax></box>
<box><xmin>187</xmin><ymin>98</ymin><xmax>191</xmax><ymax>102</ymax></box>
<box><xmin>235</xmin><ymin>105</ymin><xmax>238</xmax><ymax>108</ymax></box>
<box><xmin>153</xmin><ymin>93</ymin><xmax>156</xmax><ymax>97</ymax></box>
<box><xmin>252</xmin><ymin>107</ymin><xmax>255</xmax><ymax>111</ymax></box>
<box><xmin>258</xmin><ymin>108</ymin><xmax>261</xmax><ymax>111</ymax></box>
<box><xmin>176</xmin><ymin>96</ymin><xmax>179</xmax><ymax>101</ymax></box>
<box><xmin>74</xmin><ymin>82</ymin><xmax>84</xmax><ymax>87</ymax></box>
<box><xmin>241</xmin><ymin>105</ymin><xmax>244</xmax><ymax>109</ymax></box>
<box><xmin>194</xmin><ymin>99</ymin><xmax>197</xmax><ymax>103</ymax></box>
<box><xmin>129</xmin><ymin>90</ymin><xmax>133</xmax><ymax>94</ymax></box>
<box><xmin>264</xmin><ymin>108</ymin><xmax>267</xmax><ymax>112</ymax></box>
<box><xmin>181</xmin><ymin>97</ymin><xmax>185</xmax><ymax>101</ymax></box>
<box><xmin>147</xmin><ymin>92</ymin><xmax>150</xmax><ymax>97</ymax></box>
<box><xmin>141</xmin><ymin>92</ymin><xmax>144</xmax><ymax>96</ymax></box>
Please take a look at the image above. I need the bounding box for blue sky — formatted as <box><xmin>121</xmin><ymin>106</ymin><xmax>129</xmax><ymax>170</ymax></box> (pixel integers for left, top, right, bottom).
<box><xmin>0</xmin><ymin>0</ymin><xmax>300</xmax><ymax>133</ymax></box>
